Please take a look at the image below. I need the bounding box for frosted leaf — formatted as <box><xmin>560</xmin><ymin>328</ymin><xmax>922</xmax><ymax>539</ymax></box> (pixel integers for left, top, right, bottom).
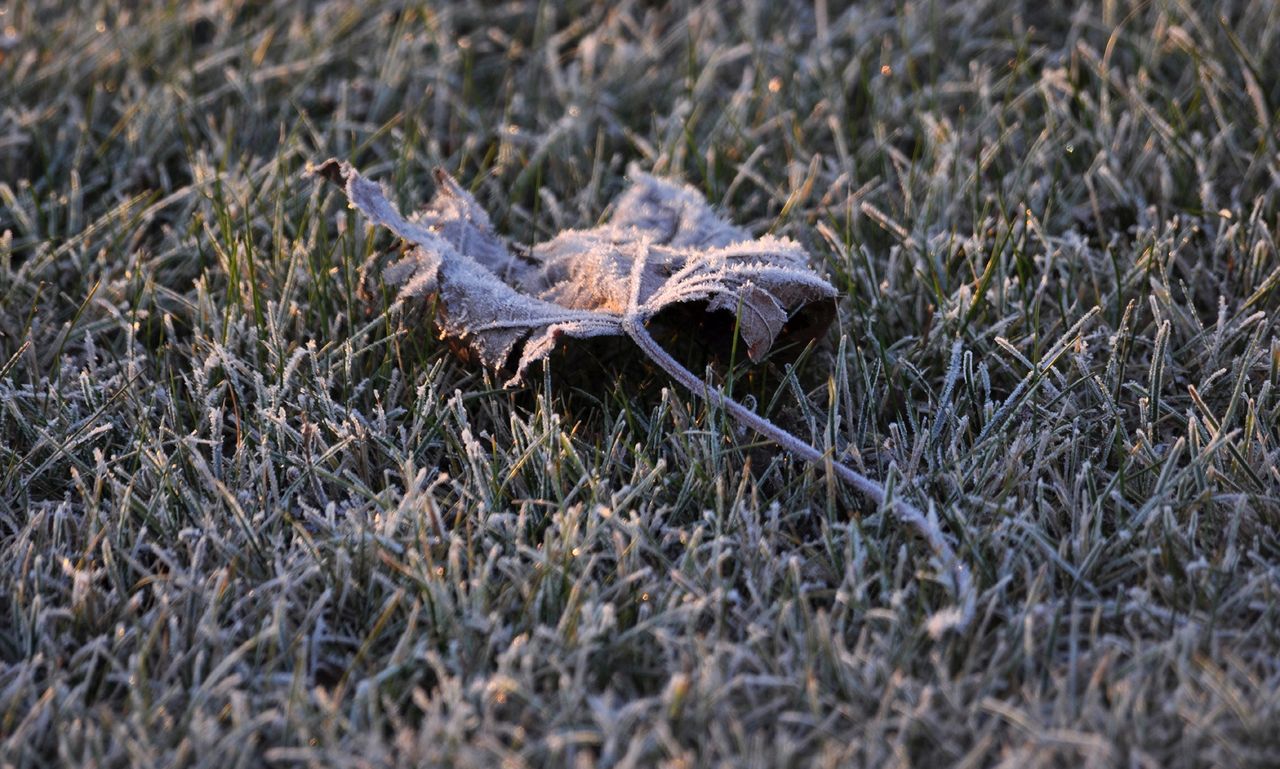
<box><xmin>310</xmin><ymin>159</ymin><xmax>973</xmax><ymax>632</ymax></box>
<box><xmin>313</xmin><ymin>159</ymin><xmax>836</xmax><ymax>384</ymax></box>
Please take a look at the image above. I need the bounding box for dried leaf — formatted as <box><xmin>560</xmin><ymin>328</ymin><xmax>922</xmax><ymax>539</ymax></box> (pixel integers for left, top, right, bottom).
<box><xmin>313</xmin><ymin>159</ymin><xmax>836</xmax><ymax>385</ymax></box>
<box><xmin>312</xmin><ymin>159</ymin><xmax>973</xmax><ymax>633</ymax></box>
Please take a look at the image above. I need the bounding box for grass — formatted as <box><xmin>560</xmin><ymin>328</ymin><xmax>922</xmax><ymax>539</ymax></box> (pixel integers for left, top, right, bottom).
<box><xmin>1</xmin><ymin>0</ymin><xmax>1278</xmax><ymax>766</ymax></box>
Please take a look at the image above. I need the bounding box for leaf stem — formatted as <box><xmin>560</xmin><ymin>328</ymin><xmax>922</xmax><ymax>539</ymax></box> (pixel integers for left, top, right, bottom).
<box><xmin>622</xmin><ymin>314</ymin><xmax>974</xmax><ymax>635</ymax></box>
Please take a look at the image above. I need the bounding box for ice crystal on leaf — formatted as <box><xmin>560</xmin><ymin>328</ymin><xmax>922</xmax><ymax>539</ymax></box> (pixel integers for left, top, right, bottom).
<box><xmin>314</xmin><ymin>159</ymin><xmax>836</xmax><ymax>386</ymax></box>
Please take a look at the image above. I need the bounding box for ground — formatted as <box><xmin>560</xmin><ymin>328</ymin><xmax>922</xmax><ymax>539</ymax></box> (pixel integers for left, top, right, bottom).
<box><xmin>2</xmin><ymin>1</ymin><xmax>1279</xmax><ymax>767</ymax></box>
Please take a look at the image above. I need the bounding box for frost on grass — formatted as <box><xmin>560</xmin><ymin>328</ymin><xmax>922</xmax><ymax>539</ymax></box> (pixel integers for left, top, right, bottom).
<box><xmin>313</xmin><ymin>159</ymin><xmax>975</xmax><ymax>632</ymax></box>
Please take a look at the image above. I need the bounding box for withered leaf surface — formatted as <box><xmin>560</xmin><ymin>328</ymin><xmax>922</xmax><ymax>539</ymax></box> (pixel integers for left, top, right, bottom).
<box><xmin>313</xmin><ymin>159</ymin><xmax>836</xmax><ymax>385</ymax></box>
<box><xmin>311</xmin><ymin>158</ymin><xmax>974</xmax><ymax>635</ymax></box>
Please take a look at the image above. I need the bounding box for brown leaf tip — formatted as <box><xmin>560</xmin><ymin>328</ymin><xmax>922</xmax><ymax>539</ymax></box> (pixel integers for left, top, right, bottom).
<box><xmin>309</xmin><ymin>158</ymin><xmax>349</xmax><ymax>186</ymax></box>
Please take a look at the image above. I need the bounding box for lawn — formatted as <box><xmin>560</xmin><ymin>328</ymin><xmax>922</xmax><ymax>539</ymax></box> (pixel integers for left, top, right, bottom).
<box><xmin>2</xmin><ymin>1</ymin><xmax>1279</xmax><ymax>766</ymax></box>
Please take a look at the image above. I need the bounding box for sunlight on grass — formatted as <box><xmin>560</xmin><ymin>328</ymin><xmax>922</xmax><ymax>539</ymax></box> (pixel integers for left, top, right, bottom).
<box><xmin>1</xmin><ymin>1</ymin><xmax>1278</xmax><ymax>766</ymax></box>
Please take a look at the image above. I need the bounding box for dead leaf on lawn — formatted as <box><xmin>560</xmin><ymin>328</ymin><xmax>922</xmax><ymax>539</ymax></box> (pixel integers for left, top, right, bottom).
<box><xmin>313</xmin><ymin>159</ymin><xmax>836</xmax><ymax>386</ymax></box>
<box><xmin>312</xmin><ymin>159</ymin><xmax>974</xmax><ymax>636</ymax></box>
